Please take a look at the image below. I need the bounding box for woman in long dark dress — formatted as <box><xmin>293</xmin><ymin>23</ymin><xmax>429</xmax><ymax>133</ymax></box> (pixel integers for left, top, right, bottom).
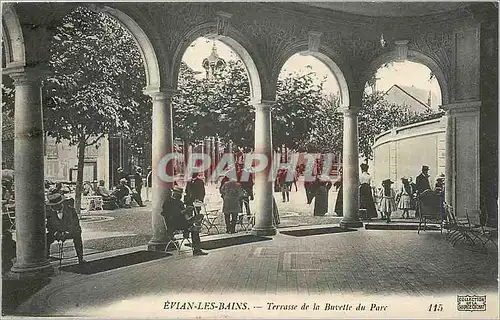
<box><xmin>359</xmin><ymin>163</ymin><xmax>378</xmax><ymax>220</ymax></box>
<box><xmin>314</xmin><ymin>175</ymin><xmax>332</xmax><ymax>216</ymax></box>
<box><xmin>334</xmin><ymin>169</ymin><xmax>343</xmax><ymax>216</ymax></box>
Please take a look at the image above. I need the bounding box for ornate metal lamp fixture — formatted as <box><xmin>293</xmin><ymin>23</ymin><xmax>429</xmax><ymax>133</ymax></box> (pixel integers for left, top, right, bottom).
<box><xmin>202</xmin><ymin>41</ymin><xmax>226</xmax><ymax>78</ymax></box>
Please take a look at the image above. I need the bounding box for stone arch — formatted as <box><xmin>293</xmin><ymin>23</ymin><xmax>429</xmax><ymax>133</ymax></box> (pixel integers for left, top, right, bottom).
<box><xmin>96</xmin><ymin>5</ymin><xmax>162</xmax><ymax>90</ymax></box>
<box><xmin>171</xmin><ymin>22</ymin><xmax>264</xmax><ymax>102</ymax></box>
<box><xmin>275</xmin><ymin>42</ymin><xmax>351</xmax><ymax>107</ymax></box>
<box><xmin>2</xmin><ymin>4</ymin><xmax>26</xmax><ymax>67</ymax></box>
<box><xmin>363</xmin><ymin>49</ymin><xmax>449</xmax><ymax>105</ymax></box>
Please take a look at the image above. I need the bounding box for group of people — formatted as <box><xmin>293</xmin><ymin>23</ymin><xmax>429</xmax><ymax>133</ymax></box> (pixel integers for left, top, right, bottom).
<box><xmin>91</xmin><ymin>166</ymin><xmax>148</xmax><ymax>209</ymax></box>
<box><xmin>336</xmin><ymin>163</ymin><xmax>445</xmax><ymax>223</ymax></box>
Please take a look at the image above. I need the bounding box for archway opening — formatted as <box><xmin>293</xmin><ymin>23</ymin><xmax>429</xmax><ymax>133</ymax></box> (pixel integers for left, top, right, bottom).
<box><xmin>366</xmin><ymin>60</ymin><xmax>445</xmax><ymax>221</ymax></box>
<box><xmin>173</xmin><ymin>37</ymin><xmax>258</xmax><ymax>189</ymax></box>
<box><xmin>273</xmin><ymin>52</ymin><xmax>345</xmax><ymax>222</ymax></box>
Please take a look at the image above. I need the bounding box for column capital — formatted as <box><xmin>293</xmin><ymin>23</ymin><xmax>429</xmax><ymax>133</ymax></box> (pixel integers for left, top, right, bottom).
<box><xmin>252</xmin><ymin>100</ymin><xmax>275</xmax><ymax>111</ymax></box>
<box><xmin>341</xmin><ymin>106</ymin><xmax>361</xmax><ymax>116</ymax></box>
<box><xmin>440</xmin><ymin>101</ymin><xmax>481</xmax><ymax>114</ymax></box>
<box><xmin>143</xmin><ymin>87</ymin><xmax>177</xmax><ymax>101</ymax></box>
<box><xmin>5</xmin><ymin>66</ymin><xmax>49</xmax><ymax>86</ymax></box>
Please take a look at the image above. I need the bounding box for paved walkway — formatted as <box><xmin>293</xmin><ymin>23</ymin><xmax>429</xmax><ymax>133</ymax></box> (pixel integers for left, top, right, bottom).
<box><xmin>8</xmin><ymin>226</ymin><xmax>498</xmax><ymax>319</ymax></box>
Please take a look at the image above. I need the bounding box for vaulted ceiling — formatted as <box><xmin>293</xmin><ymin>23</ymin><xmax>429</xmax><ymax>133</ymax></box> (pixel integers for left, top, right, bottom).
<box><xmin>303</xmin><ymin>2</ymin><xmax>476</xmax><ymax>17</ymax></box>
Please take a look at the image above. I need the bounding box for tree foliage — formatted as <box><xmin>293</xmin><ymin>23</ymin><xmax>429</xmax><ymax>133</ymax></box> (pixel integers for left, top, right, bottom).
<box><xmin>172</xmin><ymin>60</ymin><xmax>253</xmax><ymax>148</ymax></box>
<box><xmin>44</xmin><ymin>6</ymin><xmax>147</xmax><ymax>212</ymax></box>
<box><xmin>44</xmin><ymin>6</ymin><xmax>146</xmax><ymax>146</ymax></box>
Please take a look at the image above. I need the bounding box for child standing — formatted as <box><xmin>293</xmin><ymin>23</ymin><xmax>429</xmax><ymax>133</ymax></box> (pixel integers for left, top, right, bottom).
<box><xmin>397</xmin><ymin>177</ymin><xmax>413</xmax><ymax>219</ymax></box>
<box><xmin>378</xmin><ymin>179</ymin><xmax>397</xmax><ymax>223</ymax></box>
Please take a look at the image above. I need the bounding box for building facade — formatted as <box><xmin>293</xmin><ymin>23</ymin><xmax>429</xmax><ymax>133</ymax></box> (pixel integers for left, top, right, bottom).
<box><xmin>2</xmin><ymin>2</ymin><xmax>497</xmax><ymax>279</ymax></box>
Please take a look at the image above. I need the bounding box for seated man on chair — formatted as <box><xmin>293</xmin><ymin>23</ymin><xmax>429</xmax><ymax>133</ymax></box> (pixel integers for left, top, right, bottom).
<box><xmin>161</xmin><ymin>187</ymin><xmax>208</xmax><ymax>256</ymax></box>
<box><xmin>96</xmin><ymin>180</ymin><xmax>119</xmax><ymax>210</ymax></box>
<box><xmin>46</xmin><ymin>193</ymin><xmax>86</xmax><ymax>265</ymax></box>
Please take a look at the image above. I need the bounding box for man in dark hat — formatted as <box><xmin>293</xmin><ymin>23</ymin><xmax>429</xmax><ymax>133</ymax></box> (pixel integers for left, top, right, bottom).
<box><xmin>415</xmin><ymin>165</ymin><xmax>431</xmax><ymax>218</ymax></box>
<box><xmin>46</xmin><ymin>193</ymin><xmax>86</xmax><ymax>264</ymax></box>
<box><xmin>161</xmin><ymin>187</ymin><xmax>208</xmax><ymax>256</ymax></box>
<box><xmin>415</xmin><ymin>165</ymin><xmax>431</xmax><ymax>195</ymax></box>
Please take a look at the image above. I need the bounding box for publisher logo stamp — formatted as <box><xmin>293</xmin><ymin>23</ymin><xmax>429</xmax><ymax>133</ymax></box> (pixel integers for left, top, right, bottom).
<box><xmin>457</xmin><ymin>295</ymin><xmax>486</xmax><ymax>312</ymax></box>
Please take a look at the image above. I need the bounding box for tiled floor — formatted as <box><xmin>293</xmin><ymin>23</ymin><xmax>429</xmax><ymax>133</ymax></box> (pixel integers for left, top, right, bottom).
<box><xmin>12</xmin><ymin>228</ymin><xmax>498</xmax><ymax>317</ymax></box>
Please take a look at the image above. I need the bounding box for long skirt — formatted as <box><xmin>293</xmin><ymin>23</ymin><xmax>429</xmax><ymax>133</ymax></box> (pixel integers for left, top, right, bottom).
<box><xmin>359</xmin><ymin>184</ymin><xmax>378</xmax><ymax>219</ymax></box>
<box><xmin>334</xmin><ymin>186</ymin><xmax>343</xmax><ymax>216</ymax></box>
<box><xmin>314</xmin><ymin>186</ymin><xmax>328</xmax><ymax>216</ymax></box>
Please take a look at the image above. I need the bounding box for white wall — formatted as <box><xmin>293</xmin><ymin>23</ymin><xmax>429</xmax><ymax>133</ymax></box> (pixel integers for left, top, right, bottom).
<box><xmin>372</xmin><ymin>118</ymin><xmax>445</xmax><ymax>192</ymax></box>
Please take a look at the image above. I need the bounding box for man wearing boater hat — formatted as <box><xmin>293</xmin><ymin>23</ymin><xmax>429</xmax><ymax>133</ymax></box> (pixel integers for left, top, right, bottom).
<box><xmin>46</xmin><ymin>193</ymin><xmax>86</xmax><ymax>265</ymax></box>
<box><xmin>161</xmin><ymin>187</ymin><xmax>208</xmax><ymax>256</ymax></box>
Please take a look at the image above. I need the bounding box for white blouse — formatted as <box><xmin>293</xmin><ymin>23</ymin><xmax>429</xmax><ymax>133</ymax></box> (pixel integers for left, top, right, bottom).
<box><xmin>359</xmin><ymin>172</ymin><xmax>372</xmax><ymax>185</ymax></box>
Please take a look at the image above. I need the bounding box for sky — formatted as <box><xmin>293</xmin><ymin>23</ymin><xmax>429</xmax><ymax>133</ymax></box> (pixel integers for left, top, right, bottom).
<box><xmin>182</xmin><ymin>37</ymin><xmax>442</xmax><ymax>106</ymax></box>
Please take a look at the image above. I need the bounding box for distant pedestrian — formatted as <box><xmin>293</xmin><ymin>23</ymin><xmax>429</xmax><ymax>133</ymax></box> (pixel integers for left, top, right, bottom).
<box><xmin>415</xmin><ymin>165</ymin><xmax>431</xmax><ymax>218</ymax></box>
<box><xmin>313</xmin><ymin>175</ymin><xmax>332</xmax><ymax>216</ymax></box>
<box><xmin>434</xmin><ymin>173</ymin><xmax>445</xmax><ymax>219</ymax></box>
<box><xmin>397</xmin><ymin>177</ymin><xmax>413</xmax><ymax>219</ymax></box>
<box><xmin>333</xmin><ymin>168</ymin><xmax>343</xmax><ymax>216</ymax></box>
<box><xmin>378</xmin><ymin>179</ymin><xmax>397</xmax><ymax>223</ymax></box>
<box><xmin>408</xmin><ymin>177</ymin><xmax>417</xmax><ymax>210</ymax></box>
<box><xmin>134</xmin><ymin>167</ymin><xmax>144</xmax><ymax>205</ymax></box>
<box><xmin>184</xmin><ymin>173</ymin><xmax>206</xmax><ymax>207</ymax></box>
<box><xmin>359</xmin><ymin>163</ymin><xmax>378</xmax><ymax>220</ymax></box>
<box><xmin>278</xmin><ymin>168</ymin><xmax>291</xmax><ymax>202</ymax></box>
<box><xmin>220</xmin><ymin>177</ymin><xmax>244</xmax><ymax>234</ymax></box>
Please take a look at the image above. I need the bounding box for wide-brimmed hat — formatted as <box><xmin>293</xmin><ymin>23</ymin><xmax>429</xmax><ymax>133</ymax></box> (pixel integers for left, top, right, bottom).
<box><xmin>46</xmin><ymin>193</ymin><xmax>66</xmax><ymax>206</ymax></box>
<box><xmin>119</xmin><ymin>178</ymin><xmax>127</xmax><ymax>183</ymax></box>
<box><xmin>401</xmin><ymin>176</ymin><xmax>408</xmax><ymax>181</ymax></box>
<box><xmin>435</xmin><ymin>173</ymin><xmax>445</xmax><ymax>181</ymax></box>
<box><xmin>382</xmin><ymin>179</ymin><xmax>394</xmax><ymax>185</ymax></box>
<box><xmin>422</xmin><ymin>165</ymin><xmax>429</xmax><ymax>171</ymax></box>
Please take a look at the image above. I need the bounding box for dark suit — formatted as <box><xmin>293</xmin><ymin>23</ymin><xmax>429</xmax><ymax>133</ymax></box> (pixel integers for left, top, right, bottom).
<box><xmin>184</xmin><ymin>178</ymin><xmax>206</xmax><ymax>206</ymax></box>
<box><xmin>415</xmin><ymin>173</ymin><xmax>431</xmax><ymax>194</ymax></box>
<box><xmin>46</xmin><ymin>205</ymin><xmax>84</xmax><ymax>259</ymax></box>
<box><xmin>415</xmin><ymin>172</ymin><xmax>431</xmax><ymax>218</ymax></box>
<box><xmin>161</xmin><ymin>198</ymin><xmax>202</xmax><ymax>250</ymax></box>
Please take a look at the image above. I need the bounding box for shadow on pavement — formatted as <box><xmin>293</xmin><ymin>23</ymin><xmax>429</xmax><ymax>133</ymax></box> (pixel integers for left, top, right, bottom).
<box><xmin>2</xmin><ymin>277</ymin><xmax>51</xmax><ymax>315</ymax></box>
<box><xmin>61</xmin><ymin>251</ymin><xmax>171</xmax><ymax>275</ymax></box>
<box><xmin>279</xmin><ymin>227</ymin><xmax>356</xmax><ymax>237</ymax></box>
<box><xmin>189</xmin><ymin>235</ymin><xmax>272</xmax><ymax>250</ymax></box>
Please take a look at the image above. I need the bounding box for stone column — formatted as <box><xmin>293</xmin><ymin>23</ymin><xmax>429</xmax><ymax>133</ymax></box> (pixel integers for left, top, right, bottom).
<box><xmin>251</xmin><ymin>101</ymin><xmax>277</xmax><ymax>236</ymax></box>
<box><xmin>440</xmin><ymin>101</ymin><xmax>480</xmax><ymax>218</ymax></box>
<box><xmin>8</xmin><ymin>68</ymin><xmax>53</xmax><ymax>279</ymax></box>
<box><xmin>340</xmin><ymin>107</ymin><xmax>363</xmax><ymax>228</ymax></box>
<box><xmin>444</xmin><ymin>110</ymin><xmax>454</xmax><ymax>206</ymax></box>
<box><xmin>146</xmin><ymin>89</ymin><xmax>176</xmax><ymax>251</ymax></box>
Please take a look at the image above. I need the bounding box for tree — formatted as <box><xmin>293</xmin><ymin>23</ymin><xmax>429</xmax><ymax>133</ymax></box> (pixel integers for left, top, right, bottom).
<box><xmin>273</xmin><ymin>71</ymin><xmax>328</xmax><ymax>151</ymax></box>
<box><xmin>358</xmin><ymin>92</ymin><xmax>443</xmax><ymax>161</ymax></box>
<box><xmin>44</xmin><ymin>6</ymin><xmax>146</xmax><ymax>213</ymax></box>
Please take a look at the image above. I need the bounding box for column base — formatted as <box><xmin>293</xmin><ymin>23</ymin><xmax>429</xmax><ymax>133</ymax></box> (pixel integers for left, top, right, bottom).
<box><xmin>251</xmin><ymin>226</ymin><xmax>277</xmax><ymax>237</ymax></box>
<box><xmin>9</xmin><ymin>261</ymin><xmax>54</xmax><ymax>280</ymax></box>
<box><xmin>340</xmin><ymin>219</ymin><xmax>363</xmax><ymax>229</ymax></box>
<box><xmin>147</xmin><ymin>239</ymin><xmax>168</xmax><ymax>252</ymax></box>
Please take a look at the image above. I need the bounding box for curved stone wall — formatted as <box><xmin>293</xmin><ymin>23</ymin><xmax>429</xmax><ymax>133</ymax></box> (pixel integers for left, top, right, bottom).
<box><xmin>372</xmin><ymin>118</ymin><xmax>445</xmax><ymax>191</ymax></box>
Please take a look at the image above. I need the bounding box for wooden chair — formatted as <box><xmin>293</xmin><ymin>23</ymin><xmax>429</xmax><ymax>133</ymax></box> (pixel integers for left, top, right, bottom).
<box><xmin>161</xmin><ymin>216</ymin><xmax>192</xmax><ymax>254</ymax></box>
<box><xmin>444</xmin><ymin>203</ymin><xmax>475</xmax><ymax>247</ymax></box>
<box><xmin>417</xmin><ymin>189</ymin><xmax>444</xmax><ymax>234</ymax></box>
<box><xmin>464</xmin><ymin>208</ymin><xmax>498</xmax><ymax>252</ymax></box>
<box><xmin>237</xmin><ymin>198</ymin><xmax>254</xmax><ymax>231</ymax></box>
